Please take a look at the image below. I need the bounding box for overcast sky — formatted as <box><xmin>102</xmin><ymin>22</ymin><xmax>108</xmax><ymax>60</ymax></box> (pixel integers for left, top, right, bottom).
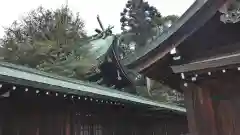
<box><xmin>0</xmin><ymin>0</ymin><xmax>194</xmax><ymax>37</ymax></box>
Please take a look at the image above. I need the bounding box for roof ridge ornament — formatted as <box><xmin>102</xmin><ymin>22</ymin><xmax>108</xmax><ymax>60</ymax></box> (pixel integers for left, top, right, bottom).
<box><xmin>219</xmin><ymin>0</ymin><xmax>240</xmax><ymax>23</ymax></box>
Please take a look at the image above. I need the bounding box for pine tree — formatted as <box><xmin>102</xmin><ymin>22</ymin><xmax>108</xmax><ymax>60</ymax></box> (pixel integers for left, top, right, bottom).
<box><xmin>0</xmin><ymin>6</ymin><xmax>97</xmax><ymax>79</ymax></box>
<box><xmin>120</xmin><ymin>0</ymin><xmax>179</xmax><ymax>48</ymax></box>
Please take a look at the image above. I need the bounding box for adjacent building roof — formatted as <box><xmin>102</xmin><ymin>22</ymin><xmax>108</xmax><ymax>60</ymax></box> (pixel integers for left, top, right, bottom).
<box><xmin>0</xmin><ymin>61</ymin><xmax>186</xmax><ymax>113</ymax></box>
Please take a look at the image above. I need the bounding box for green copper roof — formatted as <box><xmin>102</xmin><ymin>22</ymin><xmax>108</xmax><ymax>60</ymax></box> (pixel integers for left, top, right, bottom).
<box><xmin>0</xmin><ymin>61</ymin><xmax>186</xmax><ymax>113</ymax></box>
<box><xmin>89</xmin><ymin>35</ymin><xmax>115</xmax><ymax>59</ymax></box>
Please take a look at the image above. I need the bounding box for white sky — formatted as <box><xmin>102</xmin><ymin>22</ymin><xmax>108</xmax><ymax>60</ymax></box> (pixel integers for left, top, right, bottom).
<box><xmin>0</xmin><ymin>0</ymin><xmax>195</xmax><ymax>37</ymax></box>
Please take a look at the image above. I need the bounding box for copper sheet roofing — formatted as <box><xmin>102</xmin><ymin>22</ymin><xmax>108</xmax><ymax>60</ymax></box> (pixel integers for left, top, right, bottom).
<box><xmin>0</xmin><ymin>61</ymin><xmax>186</xmax><ymax>113</ymax></box>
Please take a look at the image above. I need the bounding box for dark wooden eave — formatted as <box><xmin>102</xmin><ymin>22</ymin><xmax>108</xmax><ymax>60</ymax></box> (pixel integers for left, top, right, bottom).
<box><xmin>123</xmin><ymin>0</ymin><xmax>228</xmax><ymax>73</ymax></box>
<box><xmin>121</xmin><ymin>0</ymin><xmax>232</xmax><ymax>92</ymax></box>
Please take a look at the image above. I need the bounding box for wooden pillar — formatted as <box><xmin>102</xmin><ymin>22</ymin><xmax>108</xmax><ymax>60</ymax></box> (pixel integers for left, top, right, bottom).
<box><xmin>182</xmin><ymin>72</ymin><xmax>240</xmax><ymax>135</ymax></box>
<box><xmin>183</xmin><ymin>83</ymin><xmax>217</xmax><ymax>135</ymax></box>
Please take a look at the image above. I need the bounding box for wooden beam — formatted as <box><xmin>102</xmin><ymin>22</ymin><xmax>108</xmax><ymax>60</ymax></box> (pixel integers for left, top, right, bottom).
<box><xmin>171</xmin><ymin>52</ymin><xmax>240</xmax><ymax>73</ymax></box>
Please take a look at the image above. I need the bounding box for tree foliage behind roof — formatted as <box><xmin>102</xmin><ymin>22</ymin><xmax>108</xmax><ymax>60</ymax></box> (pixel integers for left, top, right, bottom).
<box><xmin>0</xmin><ymin>6</ymin><xmax>99</xmax><ymax>79</ymax></box>
<box><xmin>120</xmin><ymin>0</ymin><xmax>179</xmax><ymax>49</ymax></box>
<box><xmin>117</xmin><ymin>0</ymin><xmax>183</xmax><ymax>105</ymax></box>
